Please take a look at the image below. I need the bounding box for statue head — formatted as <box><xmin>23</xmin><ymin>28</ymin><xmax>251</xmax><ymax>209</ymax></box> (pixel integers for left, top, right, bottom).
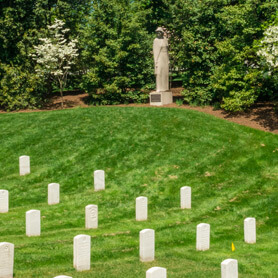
<box><xmin>155</xmin><ymin>27</ymin><xmax>164</xmax><ymax>39</ymax></box>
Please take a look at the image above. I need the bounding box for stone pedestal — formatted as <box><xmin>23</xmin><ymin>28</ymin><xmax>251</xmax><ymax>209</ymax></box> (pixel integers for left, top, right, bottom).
<box><xmin>150</xmin><ymin>91</ymin><xmax>173</xmax><ymax>106</ymax></box>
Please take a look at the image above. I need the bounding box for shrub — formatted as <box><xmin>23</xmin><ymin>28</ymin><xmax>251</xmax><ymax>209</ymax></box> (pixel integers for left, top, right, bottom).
<box><xmin>0</xmin><ymin>64</ymin><xmax>46</xmax><ymax>111</ymax></box>
<box><xmin>182</xmin><ymin>87</ymin><xmax>212</xmax><ymax>106</ymax></box>
<box><xmin>221</xmin><ymin>90</ymin><xmax>257</xmax><ymax>112</ymax></box>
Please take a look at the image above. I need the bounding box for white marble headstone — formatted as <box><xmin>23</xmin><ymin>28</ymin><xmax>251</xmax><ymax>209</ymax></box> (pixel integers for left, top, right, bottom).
<box><xmin>146</xmin><ymin>267</ymin><xmax>167</xmax><ymax>278</ymax></box>
<box><xmin>19</xmin><ymin>155</ymin><xmax>30</xmax><ymax>176</ymax></box>
<box><xmin>0</xmin><ymin>242</ymin><xmax>14</xmax><ymax>278</ymax></box>
<box><xmin>85</xmin><ymin>205</ymin><xmax>98</xmax><ymax>229</ymax></box>
<box><xmin>26</xmin><ymin>210</ymin><xmax>40</xmax><ymax>236</ymax></box>
<box><xmin>244</xmin><ymin>217</ymin><xmax>256</xmax><ymax>244</ymax></box>
<box><xmin>73</xmin><ymin>234</ymin><xmax>91</xmax><ymax>271</ymax></box>
<box><xmin>136</xmin><ymin>196</ymin><xmax>148</xmax><ymax>221</ymax></box>
<box><xmin>48</xmin><ymin>183</ymin><xmax>60</xmax><ymax>205</ymax></box>
<box><xmin>221</xmin><ymin>259</ymin><xmax>238</xmax><ymax>278</ymax></box>
<box><xmin>53</xmin><ymin>276</ymin><xmax>72</xmax><ymax>278</ymax></box>
<box><xmin>94</xmin><ymin>170</ymin><xmax>105</xmax><ymax>191</ymax></box>
<box><xmin>140</xmin><ymin>229</ymin><xmax>155</xmax><ymax>262</ymax></box>
<box><xmin>196</xmin><ymin>223</ymin><xmax>210</xmax><ymax>251</ymax></box>
<box><xmin>0</xmin><ymin>190</ymin><xmax>8</xmax><ymax>213</ymax></box>
<box><xmin>180</xmin><ymin>186</ymin><xmax>191</xmax><ymax>209</ymax></box>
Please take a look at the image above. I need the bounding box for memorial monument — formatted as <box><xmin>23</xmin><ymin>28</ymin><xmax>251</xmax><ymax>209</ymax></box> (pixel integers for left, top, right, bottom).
<box><xmin>150</xmin><ymin>27</ymin><xmax>173</xmax><ymax>106</ymax></box>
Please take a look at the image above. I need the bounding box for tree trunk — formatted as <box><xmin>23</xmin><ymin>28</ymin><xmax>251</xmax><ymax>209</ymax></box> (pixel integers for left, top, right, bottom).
<box><xmin>47</xmin><ymin>76</ymin><xmax>52</xmax><ymax>95</ymax></box>
<box><xmin>59</xmin><ymin>79</ymin><xmax>65</xmax><ymax>109</ymax></box>
<box><xmin>59</xmin><ymin>88</ymin><xmax>64</xmax><ymax>109</ymax></box>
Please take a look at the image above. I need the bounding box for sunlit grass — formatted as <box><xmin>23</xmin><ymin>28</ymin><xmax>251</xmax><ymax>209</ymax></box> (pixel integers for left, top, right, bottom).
<box><xmin>0</xmin><ymin>106</ymin><xmax>277</xmax><ymax>277</ymax></box>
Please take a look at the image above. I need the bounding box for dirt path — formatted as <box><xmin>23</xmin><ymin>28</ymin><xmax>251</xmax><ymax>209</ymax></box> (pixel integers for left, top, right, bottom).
<box><xmin>1</xmin><ymin>92</ymin><xmax>278</xmax><ymax>134</ymax></box>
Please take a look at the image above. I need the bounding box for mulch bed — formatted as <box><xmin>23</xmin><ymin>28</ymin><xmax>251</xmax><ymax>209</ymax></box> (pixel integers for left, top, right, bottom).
<box><xmin>1</xmin><ymin>90</ymin><xmax>278</xmax><ymax>134</ymax></box>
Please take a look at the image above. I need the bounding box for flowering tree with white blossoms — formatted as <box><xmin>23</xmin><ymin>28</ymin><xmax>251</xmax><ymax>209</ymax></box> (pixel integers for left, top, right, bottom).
<box><xmin>31</xmin><ymin>19</ymin><xmax>79</xmax><ymax>108</ymax></box>
<box><xmin>257</xmin><ymin>24</ymin><xmax>278</xmax><ymax>76</ymax></box>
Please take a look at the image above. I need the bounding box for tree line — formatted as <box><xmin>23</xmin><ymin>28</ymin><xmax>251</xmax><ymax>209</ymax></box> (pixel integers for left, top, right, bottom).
<box><xmin>0</xmin><ymin>0</ymin><xmax>277</xmax><ymax>111</ymax></box>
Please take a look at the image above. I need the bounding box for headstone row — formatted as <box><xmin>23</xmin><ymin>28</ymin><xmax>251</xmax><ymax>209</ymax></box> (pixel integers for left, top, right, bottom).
<box><xmin>24</xmin><ymin>205</ymin><xmax>99</xmax><ymax>238</ymax></box>
<box><xmin>18</xmin><ymin>157</ymin><xmax>192</xmax><ymax>212</ymax></box>
<box><xmin>2</xmin><ymin>198</ymin><xmax>257</xmax><ymax>247</ymax></box>
<box><xmin>19</xmin><ymin>155</ymin><xmax>105</xmax><ymax>192</ymax></box>
<box><xmin>135</xmin><ymin>185</ymin><xmax>191</xmax><ymax>222</ymax></box>
<box><xmin>10</xmin><ymin>156</ymin><xmax>250</xmax><ymax>277</ymax></box>
<box><xmin>72</xmin><ymin>230</ymin><xmax>156</xmax><ymax>271</ymax></box>
<box><xmin>0</xmin><ymin>240</ymin><xmax>241</xmax><ymax>277</ymax></box>
<box><xmin>196</xmin><ymin>218</ymin><xmax>256</xmax><ymax>251</ymax></box>
<box><xmin>18</xmin><ymin>160</ymin><xmax>190</xmax><ymax>212</ymax></box>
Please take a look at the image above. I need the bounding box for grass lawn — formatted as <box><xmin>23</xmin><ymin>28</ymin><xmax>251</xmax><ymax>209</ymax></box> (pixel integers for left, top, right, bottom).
<box><xmin>0</xmin><ymin>106</ymin><xmax>277</xmax><ymax>277</ymax></box>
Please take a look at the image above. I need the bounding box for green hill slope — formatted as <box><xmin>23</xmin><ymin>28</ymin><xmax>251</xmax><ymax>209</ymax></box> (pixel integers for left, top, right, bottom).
<box><xmin>0</xmin><ymin>107</ymin><xmax>277</xmax><ymax>278</ymax></box>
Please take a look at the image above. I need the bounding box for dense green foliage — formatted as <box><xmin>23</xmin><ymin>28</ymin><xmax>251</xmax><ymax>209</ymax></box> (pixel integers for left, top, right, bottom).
<box><xmin>0</xmin><ymin>0</ymin><xmax>90</xmax><ymax>109</ymax></box>
<box><xmin>0</xmin><ymin>0</ymin><xmax>277</xmax><ymax>110</ymax></box>
<box><xmin>80</xmin><ymin>0</ymin><xmax>154</xmax><ymax>104</ymax></box>
<box><xmin>0</xmin><ymin>0</ymin><xmax>90</xmax><ymax>64</ymax></box>
<box><xmin>166</xmin><ymin>0</ymin><xmax>278</xmax><ymax>110</ymax></box>
<box><xmin>0</xmin><ymin>63</ymin><xmax>47</xmax><ymax>111</ymax></box>
<box><xmin>0</xmin><ymin>107</ymin><xmax>277</xmax><ymax>277</ymax></box>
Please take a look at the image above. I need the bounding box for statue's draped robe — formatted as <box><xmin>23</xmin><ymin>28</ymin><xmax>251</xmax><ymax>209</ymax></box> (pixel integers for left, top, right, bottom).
<box><xmin>153</xmin><ymin>38</ymin><xmax>169</xmax><ymax>92</ymax></box>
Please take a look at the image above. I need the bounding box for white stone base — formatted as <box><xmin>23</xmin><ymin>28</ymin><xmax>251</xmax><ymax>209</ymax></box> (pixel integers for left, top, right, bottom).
<box><xmin>150</xmin><ymin>91</ymin><xmax>173</xmax><ymax>106</ymax></box>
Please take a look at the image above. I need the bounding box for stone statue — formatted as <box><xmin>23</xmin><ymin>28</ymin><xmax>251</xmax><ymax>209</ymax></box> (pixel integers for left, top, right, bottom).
<box><xmin>153</xmin><ymin>27</ymin><xmax>169</xmax><ymax>92</ymax></box>
<box><xmin>149</xmin><ymin>27</ymin><xmax>172</xmax><ymax>105</ymax></box>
